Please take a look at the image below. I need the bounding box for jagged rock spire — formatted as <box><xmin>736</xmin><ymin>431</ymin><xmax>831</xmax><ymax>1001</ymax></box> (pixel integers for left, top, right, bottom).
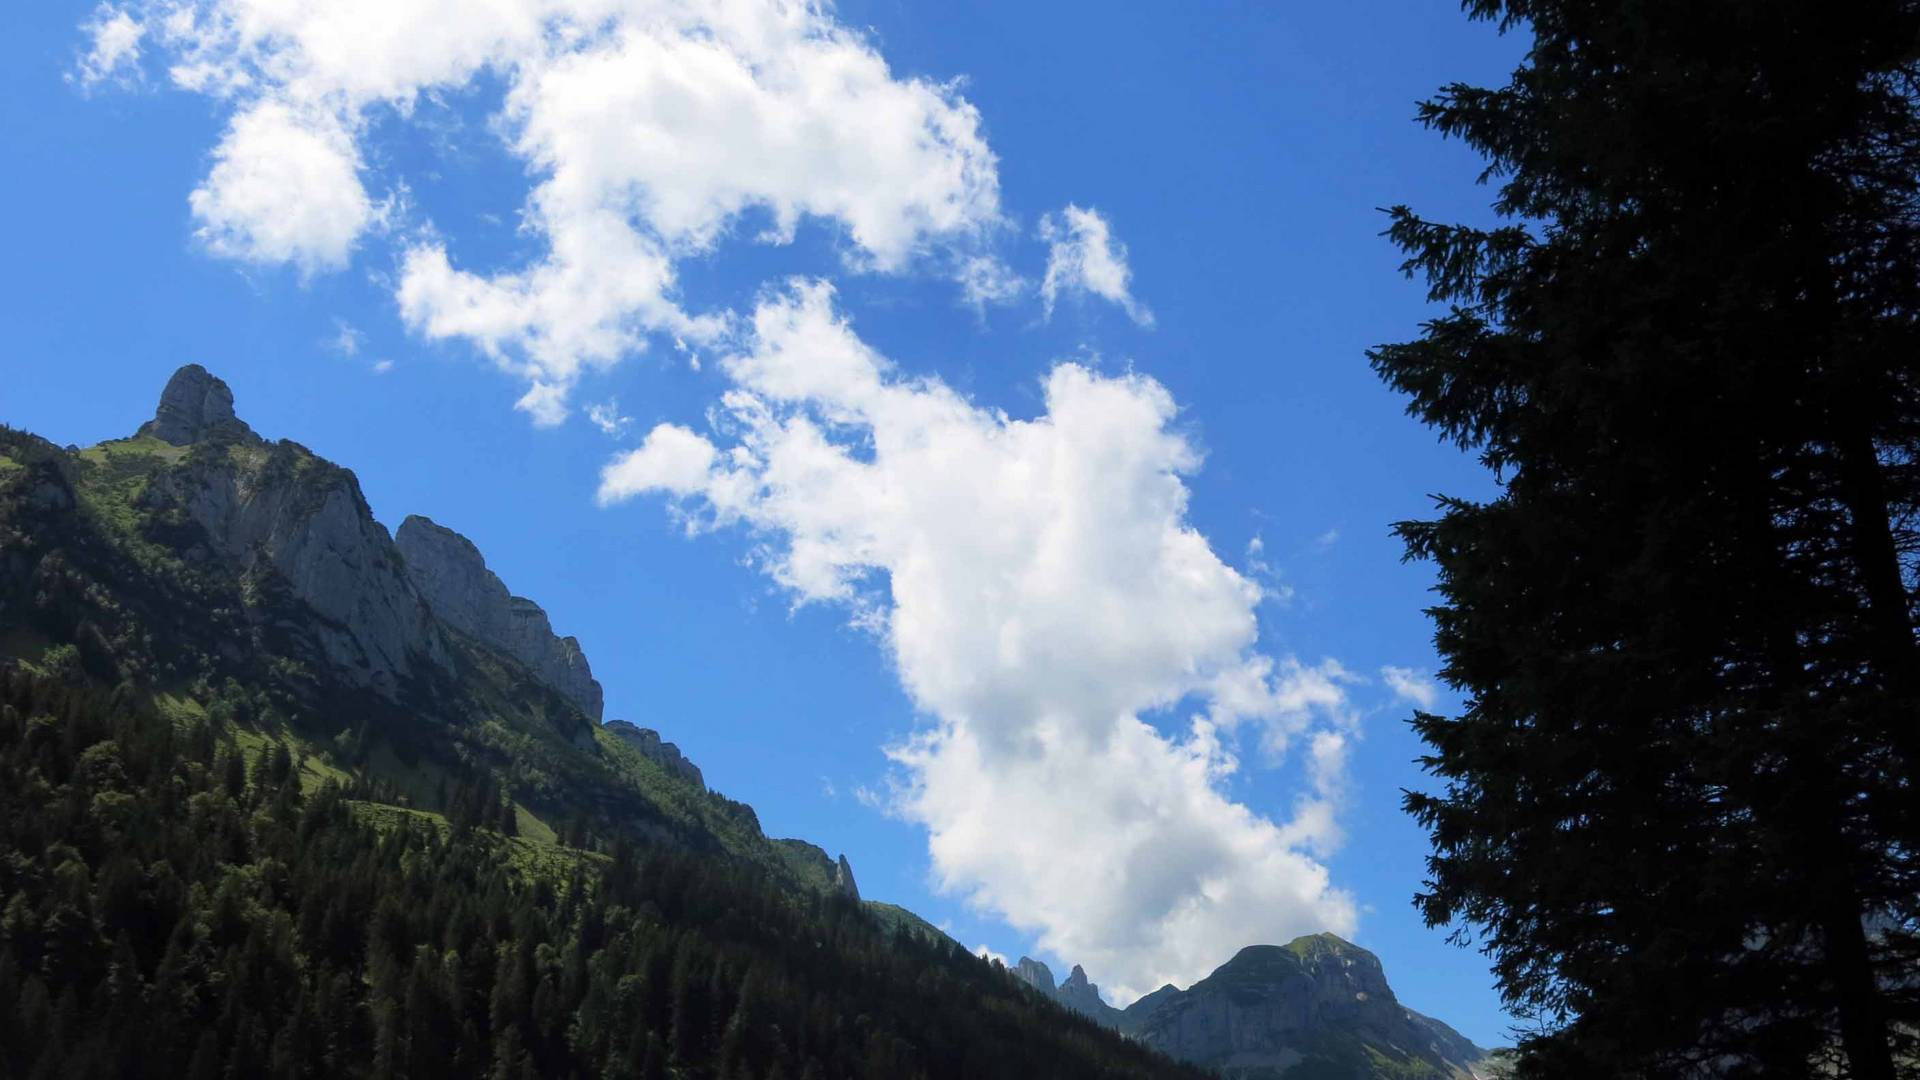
<box><xmin>138</xmin><ymin>364</ymin><xmax>258</xmax><ymax>445</ymax></box>
<box><xmin>834</xmin><ymin>854</ymin><xmax>861</xmax><ymax>901</ymax></box>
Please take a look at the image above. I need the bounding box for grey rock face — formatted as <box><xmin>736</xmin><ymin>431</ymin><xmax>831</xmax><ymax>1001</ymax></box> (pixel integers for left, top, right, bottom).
<box><xmin>1013</xmin><ymin>957</ymin><xmax>1056</xmax><ymax>994</ymax></box>
<box><xmin>1056</xmin><ymin>963</ymin><xmax>1131</xmax><ymax>1030</ymax></box>
<box><xmin>1057</xmin><ymin>965</ymin><xmax>1105</xmax><ymax>1011</ymax></box>
<box><xmin>133</xmin><ymin>369</ymin><xmax>437</xmax><ymax>696</ymax></box>
<box><xmin>395</xmin><ymin>515</ymin><xmax>604</xmax><ymax>722</ymax></box>
<box><xmin>1138</xmin><ymin>942</ymin><xmax>1385</xmax><ymax>1070</ymax></box>
<box><xmin>604</xmin><ymin>720</ymin><xmax>704</xmax><ymax>789</ymax></box>
<box><xmin>138</xmin><ymin>364</ymin><xmax>259</xmax><ymax>446</ymax></box>
<box><xmin>1014</xmin><ymin>955</ymin><xmax>1132</xmax><ymax>1029</ymax></box>
<box><xmin>1125</xmin><ymin>983</ymin><xmax>1183</xmax><ymax>1021</ymax></box>
<box><xmin>833</xmin><ymin>854</ymin><xmax>861</xmax><ymax>902</ymax></box>
<box><xmin>1127</xmin><ymin>935</ymin><xmax>1491</xmax><ymax>1079</ymax></box>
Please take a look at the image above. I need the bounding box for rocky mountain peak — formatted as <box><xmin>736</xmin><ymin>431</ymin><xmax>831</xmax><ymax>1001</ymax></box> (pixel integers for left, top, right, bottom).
<box><xmin>833</xmin><ymin>854</ymin><xmax>861</xmax><ymax>901</ymax></box>
<box><xmin>395</xmin><ymin>515</ymin><xmax>604</xmax><ymax>722</ymax></box>
<box><xmin>120</xmin><ymin>367</ymin><xmax>435</xmax><ymax>696</ymax></box>
<box><xmin>1055</xmin><ymin>963</ymin><xmax>1126</xmax><ymax>1027</ymax></box>
<box><xmin>1013</xmin><ymin>957</ymin><xmax>1056</xmax><ymax>994</ymax></box>
<box><xmin>1125</xmin><ymin>933</ymin><xmax>1491</xmax><ymax>1078</ymax></box>
<box><xmin>138</xmin><ymin>364</ymin><xmax>258</xmax><ymax>445</ymax></box>
<box><xmin>1012</xmin><ymin>954</ymin><xmax>1129</xmax><ymax>1029</ymax></box>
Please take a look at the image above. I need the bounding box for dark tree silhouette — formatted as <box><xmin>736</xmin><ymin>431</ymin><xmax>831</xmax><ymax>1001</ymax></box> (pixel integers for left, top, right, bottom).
<box><xmin>0</xmin><ymin>668</ymin><xmax>1208</xmax><ymax>1080</ymax></box>
<box><xmin>1375</xmin><ymin>2</ymin><xmax>1920</xmax><ymax>1077</ymax></box>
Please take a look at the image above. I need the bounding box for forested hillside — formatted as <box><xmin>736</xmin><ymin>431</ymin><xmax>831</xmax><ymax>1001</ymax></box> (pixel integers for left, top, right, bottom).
<box><xmin>0</xmin><ymin>669</ymin><xmax>1205</xmax><ymax>1079</ymax></box>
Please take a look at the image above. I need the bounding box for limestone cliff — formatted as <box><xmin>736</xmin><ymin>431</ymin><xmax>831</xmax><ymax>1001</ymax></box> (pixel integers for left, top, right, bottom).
<box><xmin>396</xmin><ymin>515</ymin><xmax>604</xmax><ymax>722</ymax></box>
<box><xmin>1056</xmin><ymin>964</ymin><xmax>1129</xmax><ymax>1029</ymax></box>
<box><xmin>1012</xmin><ymin>955</ymin><xmax>1131</xmax><ymax>1030</ymax></box>
<box><xmin>1013</xmin><ymin>957</ymin><xmax>1056</xmax><ymax>996</ymax></box>
<box><xmin>131</xmin><ymin>367</ymin><xmax>441</xmax><ymax>696</ymax></box>
<box><xmin>833</xmin><ymin>853</ymin><xmax>861</xmax><ymax>902</ymax></box>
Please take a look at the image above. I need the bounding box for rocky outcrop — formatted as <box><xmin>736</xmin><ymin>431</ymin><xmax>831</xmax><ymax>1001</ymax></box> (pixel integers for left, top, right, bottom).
<box><xmin>132</xmin><ymin>368</ymin><xmax>438</xmax><ymax>696</ymax></box>
<box><xmin>833</xmin><ymin>854</ymin><xmax>860</xmax><ymax>902</ymax></box>
<box><xmin>766</xmin><ymin>840</ymin><xmax>865</xmax><ymax>902</ymax></box>
<box><xmin>604</xmin><ymin>720</ymin><xmax>704</xmax><ymax>789</ymax></box>
<box><xmin>1126</xmin><ymin>934</ymin><xmax>1492</xmax><ymax>1079</ymax></box>
<box><xmin>395</xmin><ymin>515</ymin><xmax>603</xmax><ymax>722</ymax></box>
<box><xmin>138</xmin><ymin>364</ymin><xmax>259</xmax><ymax>446</ymax></box>
<box><xmin>1055</xmin><ymin>964</ymin><xmax>1129</xmax><ymax>1029</ymax></box>
<box><xmin>1012</xmin><ymin>956</ymin><xmax>1132</xmax><ymax>1030</ymax></box>
<box><xmin>1014</xmin><ymin>957</ymin><xmax>1056</xmax><ymax>995</ymax></box>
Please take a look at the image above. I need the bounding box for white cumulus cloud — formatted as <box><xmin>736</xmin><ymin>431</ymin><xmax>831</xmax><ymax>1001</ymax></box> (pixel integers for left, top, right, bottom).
<box><xmin>601</xmin><ymin>422</ymin><xmax>719</xmax><ymax>500</ymax></box>
<box><xmin>600</xmin><ymin>281</ymin><xmax>1356</xmax><ymax>1000</ymax></box>
<box><xmin>1040</xmin><ymin>204</ymin><xmax>1152</xmax><ymax>327</ymax></box>
<box><xmin>189</xmin><ymin>101</ymin><xmax>377</xmax><ymax>275</ymax></box>
<box><xmin>93</xmin><ymin>0</ymin><xmax>1004</xmax><ymax>421</ymax></box>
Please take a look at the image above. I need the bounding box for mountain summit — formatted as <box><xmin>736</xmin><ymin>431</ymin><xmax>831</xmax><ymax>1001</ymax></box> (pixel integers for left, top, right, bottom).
<box><xmin>1124</xmin><ymin>934</ymin><xmax>1493</xmax><ymax>1079</ymax></box>
<box><xmin>1008</xmin><ymin>934</ymin><xmax>1495</xmax><ymax>1079</ymax></box>
<box><xmin>137</xmin><ymin>363</ymin><xmax>259</xmax><ymax>446</ymax></box>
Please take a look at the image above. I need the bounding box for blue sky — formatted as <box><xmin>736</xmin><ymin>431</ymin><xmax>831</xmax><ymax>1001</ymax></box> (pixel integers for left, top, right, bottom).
<box><xmin>5</xmin><ymin>0</ymin><xmax>1525</xmax><ymax>1046</ymax></box>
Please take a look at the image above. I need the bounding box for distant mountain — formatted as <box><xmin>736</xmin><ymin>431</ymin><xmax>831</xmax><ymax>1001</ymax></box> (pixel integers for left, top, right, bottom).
<box><xmin>0</xmin><ymin>364</ymin><xmax>1211</xmax><ymax>1079</ymax></box>
<box><xmin>1020</xmin><ymin>934</ymin><xmax>1496</xmax><ymax>1080</ymax></box>
<box><xmin>1012</xmin><ymin>956</ymin><xmax>1134</xmax><ymax>1031</ymax></box>
<box><xmin>1139</xmin><ymin>935</ymin><xmax>1493</xmax><ymax>1078</ymax></box>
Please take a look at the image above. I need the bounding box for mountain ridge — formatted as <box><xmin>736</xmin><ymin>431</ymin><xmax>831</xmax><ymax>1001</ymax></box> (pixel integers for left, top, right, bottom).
<box><xmin>1</xmin><ymin>365</ymin><xmax>875</xmax><ymax>905</ymax></box>
<box><xmin>0</xmin><ymin>364</ymin><xmax>1494</xmax><ymax>1079</ymax></box>
<box><xmin>395</xmin><ymin>512</ymin><xmax>604</xmax><ymax>723</ymax></box>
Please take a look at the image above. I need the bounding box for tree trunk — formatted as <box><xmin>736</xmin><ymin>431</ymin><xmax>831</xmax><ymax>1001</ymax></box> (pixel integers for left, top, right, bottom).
<box><xmin>1833</xmin><ymin>426</ymin><xmax>1916</xmax><ymax>686</ymax></box>
<box><xmin>1822</xmin><ymin>888</ymin><xmax>1896</xmax><ymax>1080</ymax></box>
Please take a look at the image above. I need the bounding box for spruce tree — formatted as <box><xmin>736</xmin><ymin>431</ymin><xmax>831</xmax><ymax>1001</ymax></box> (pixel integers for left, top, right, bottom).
<box><xmin>1375</xmin><ymin>2</ymin><xmax>1920</xmax><ymax>1076</ymax></box>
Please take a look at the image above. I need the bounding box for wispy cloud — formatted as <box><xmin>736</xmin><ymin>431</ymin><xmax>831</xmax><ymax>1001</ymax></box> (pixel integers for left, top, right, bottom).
<box><xmin>1040</xmin><ymin>205</ymin><xmax>1152</xmax><ymax>326</ymax></box>
<box><xmin>72</xmin><ymin>6</ymin><xmax>143</xmax><ymax>88</ymax></box>
<box><xmin>585</xmin><ymin>398</ymin><xmax>633</xmax><ymax>439</ymax></box>
<box><xmin>957</xmin><ymin>254</ymin><xmax>1026</xmax><ymax>313</ymax></box>
<box><xmin>1381</xmin><ymin>665</ymin><xmax>1440</xmax><ymax>711</ymax></box>
<box><xmin>328</xmin><ymin>319</ymin><xmax>363</xmax><ymax>357</ymax></box>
